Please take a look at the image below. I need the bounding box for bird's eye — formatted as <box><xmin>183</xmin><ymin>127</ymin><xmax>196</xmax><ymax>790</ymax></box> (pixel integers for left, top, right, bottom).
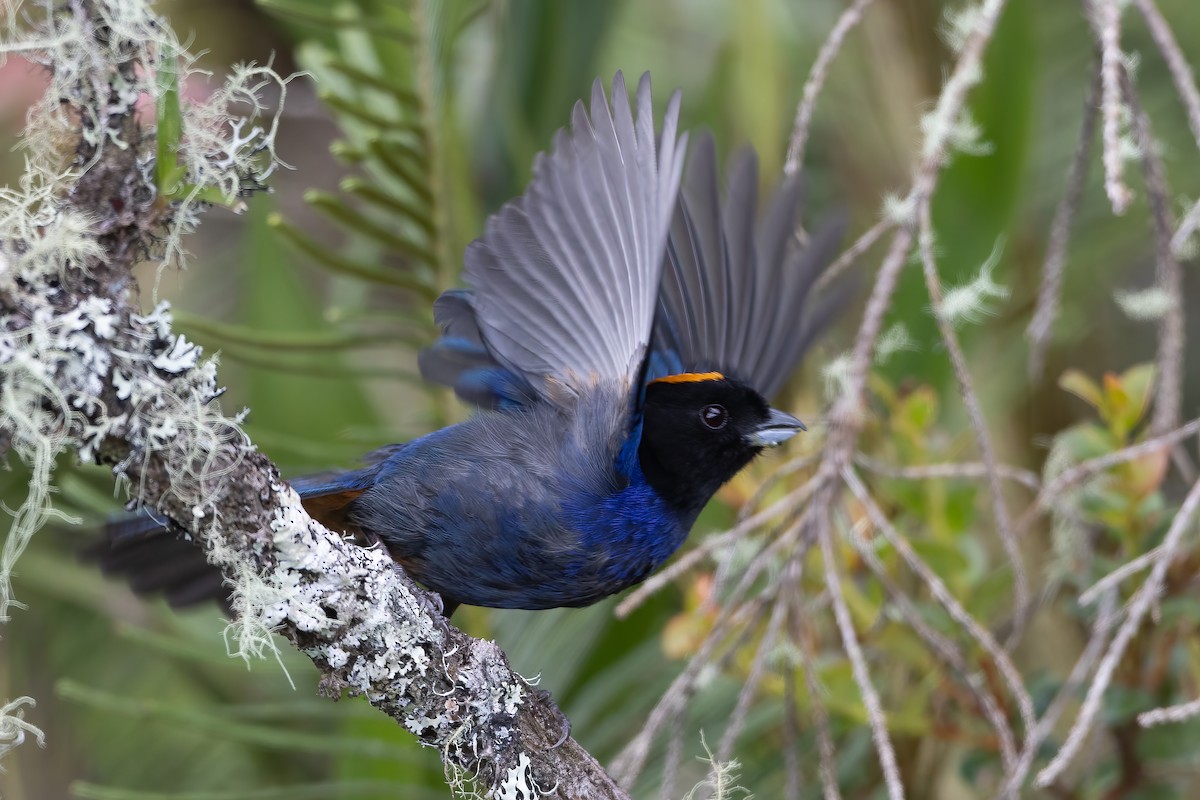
<box><xmin>701</xmin><ymin>404</ymin><xmax>728</xmax><ymax>430</ymax></box>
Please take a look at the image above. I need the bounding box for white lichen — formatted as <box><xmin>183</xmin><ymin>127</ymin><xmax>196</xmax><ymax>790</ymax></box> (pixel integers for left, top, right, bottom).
<box><xmin>1</xmin><ymin>0</ymin><xmax>292</xmax><ymax>643</ymax></box>
<box><xmin>921</xmin><ymin>106</ymin><xmax>993</xmax><ymax>159</ymax></box>
<box><xmin>0</xmin><ymin>3</ymin><xmax>548</xmax><ymax>793</ymax></box>
<box><xmin>493</xmin><ymin>752</ymin><xmax>556</xmax><ymax>800</ymax></box>
<box><xmin>0</xmin><ymin>290</ymin><xmax>241</xmax><ymax>630</ymax></box>
<box><xmin>939</xmin><ymin>3</ymin><xmax>985</xmax><ymax>54</ymax></box>
<box><xmin>877</xmin><ymin>322</ymin><xmax>917</xmax><ymax>361</ymax></box>
<box><xmin>684</xmin><ymin>735</ymin><xmax>753</xmax><ymax>800</ymax></box>
<box><xmin>882</xmin><ymin>191</ymin><xmax>917</xmax><ymax>227</ymax></box>
<box><xmin>0</xmin><ymin>697</ymin><xmax>45</xmax><ymax>765</ymax></box>
<box><xmin>1114</xmin><ymin>286</ymin><xmax>1175</xmax><ymax>321</ymax></box>
<box><xmin>1042</xmin><ymin>435</ymin><xmax>1091</xmax><ymax>581</ymax></box>
<box><xmin>919</xmin><ymin>60</ymin><xmax>985</xmax><ymax>164</ymax></box>
<box><xmin>0</xmin><ymin>208</ymin><xmax>104</xmax><ymax>278</ymax></box>
<box><xmin>1171</xmin><ymin>197</ymin><xmax>1200</xmax><ymax>259</ymax></box>
<box><xmin>0</xmin><ymin>305</ymin><xmax>92</xmax><ymax>620</ymax></box>
<box><xmin>938</xmin><ymin>238</ymin><xmax>1009</xmax><ymax>327</ymax></box>
<box><xmin>1</xmin><ymin>0</ymin><xmax>293</xmax><ymax>283</ymax></box>
<box><xmin>155</xmin><ymin>60</ymin><xmax>300</xmax><ymax>285</ymax></box>
<box><xmin>822</xmin><ymin>353</ymin><xmax>853</xmax><ymax>404</ymax></box>
<box><xmin>822</xmin><ymin>324</ymin><xmax>915</xmax><ymax>405</ymax></box>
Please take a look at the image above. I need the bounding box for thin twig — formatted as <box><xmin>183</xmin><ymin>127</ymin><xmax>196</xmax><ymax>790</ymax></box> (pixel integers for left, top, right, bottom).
<box><xmin>617</xmin><ymin>473</ymin><xmax>820</xmax><ymax>618</ymax></box>
<box><xmin>782</xmin><ymin>635</ymin><xmax>805</xmax><ymax>800</ymax></box>
<box><xmin>1131</xmin><ymin>0</ymin><xmax>1200</xmax><ymax>152</ymax></box>
<box><xmin>818</xmin><ymin>490</ymin><xmax>905</xmax><ymax>799</ymax></box>
<box><xmin>844</xmin><ymin>466</ymin><xmax>1036</xmax><ymax>741</ymax></box>
<box><xmin>618</xmin><ymin>487</ymin><xmax>825</xmax><ymax>785</ymax></box>
<box><xmin>917</xmin><ymin>201</ymin><xmax>1028</xmax><ymax>626</ymax></box>
<box><xmin>737</xmin><ymin>452</ymin><xmax>821</xmax><ymax>523</ymax></box>
<box><xmin>1036</xmin><ymin>477</ymin><xmax>1200</xmax><ymax>786</ymax></box>
<box><xmin>855</xmin><ymin>454</ymin><xmax>1041</xmax><ymax>491</ymax></box>
<box><xmin>1122</xmin><ymin>74</ymin><xmax>1185</xmax><ymax>438</ymax></box>
<box><xmin>1173</xmin><ymin>197</ymin><xmax>1200</xmax><ymax>257</ymax></box>
<box><xmin>1078</xmin><ymin>545</ymin><xmax>1161</xmax><ymax>607</ymax></box>
<box><xmin>1094</xmin><ymin>0</ymin><xmax>1133</xmax><ymax>214</ymax></box>
<box><xmin>794</xmin><ymin>607</ymin><xmax>842</xmax><ymax>800</ymax></box>
<box><xmin>709</xmin><ymin>496</ymin><xmax>821</xmax><ymax>625</ymax></box>
<box><xmin>611</xmin><ymin>598</ymin><xmax>765</xmax><ymax>787</ymax></box>
<box><xmin>1140</xmin><ymin>697</ymin><xmax>1200</xmax><ymax>728</ymax></box>
<box><xmin>829</xmin><ymin>227</ymin><xmax>912</xmax><ymax>425</ymax></box>
<box><xmin>1001</xmin><ymin>591</ymin><xmax>1118</xmax><ymax>798</ymax></box>
<box><xmin>1021</xmin><ymin>416</ymin><xmax>1200</xmax><ymax>530</ymax></box>
<box><xmin>658</xmin><ymin>705</ymin><xmax>686</xmax><ymax>800</ymax></box>
<box><xmin>814</xmin><ymin>216</ymin><xmax>894</xmax><ymax>295</ymax></box>
<box><xmin>1027</xmin><ymin>63</ymin><xmax>1101</xmax><ymax>380</ymax></box>
<box><xmin>824</xmin><ymin>0</ymin><xmax>1013</xmax><ymax>445</ymax></box>
<box><xmin>844</xmin><ymin>498</ymin><xmax>1018</xmax><ymax>770</ymax></box>
<box><xmin>794</xmin><ymin>4</ymin><xmax>1015</xmax><ymax>790</ymax></box>
<box><xmin>784</xmin><ymin>0</ymin><xmax>880</xmax><ymax>175</ymax></box>
<box><xmin>715</xmin><ymin>591</ymin><xmax>789</xmax><ymax>764</ymax></box>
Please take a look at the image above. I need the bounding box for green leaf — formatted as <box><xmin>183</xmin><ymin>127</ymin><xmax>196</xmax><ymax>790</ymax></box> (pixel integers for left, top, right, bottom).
<box><xmin>340</xmin><ymin>177</ymin><xmax>436</xmax><ymax>237</ymax></box>
<box><xmin>175</xmin><ymin>309</ymin><xmax>421</xmax><ymax>352</ymax></box>
<box><xmin>305</xmin><ymin>189</ymin><xmax>438</xmax><ymax>267</ymax></box>
<box><xmin>1057</xmin><ymin>422</ymin><xmax>1120</xmax><ymax>462</ymax></box>
<box><xmin>366</xmin><ymin>137</ymin><xmax>434</xmax><ymax>204</ymax></box>
<box><xmin>1059</xmin><ymin>369</ymin><xmax>1105</xmax><ymax>412</ymax></box>
<box><xmin>155</xmin><ymin>56</ymin><xmax>188</xmax><ymax>195</ymax></box>
<box><xmin>1118</xmin><ymin>362</ymin><xmax>1156</xmax><ymax>433</ymax></box>
<box><xmin>257</xmin><ymin>0</ymin><xmax>415</xmax><ymax>41</ymax></box>
<box><xmin>1100</xmin><ymin>684</ymin><xmax>1156</xmax><ymax>725</ymax></box>
<box><xmin>269</xmin><ymin>213</ymin><xmax>437</xmax><ymax>295</ymax></box>
<box><xmin>894</xmin><ymin>386</ymin><xmax>940</xmax><ymax>440</ymax></box>
<box><xmin>1157</xmin><ymin>596</ymin><xmax>1200</xmax><ymax>627</ymax></box>
<box><xmin>910</xmin><ymin>538</ymin><xmax>970</xmax><ymax>584</ymax></box>
<box><xmin>1138</xmin><ymin>716</ymin><xmax>1200</xmax><ymax>765</ymax></box>
<box><xmin>325</xmin><ymin>59</ymin><xmax>423</xmax><ymax>106</ymax></box>
<box><xmin>213</xmin><ymin>339</ymin><xmax>422</xmax><ymax>384</ymax></box>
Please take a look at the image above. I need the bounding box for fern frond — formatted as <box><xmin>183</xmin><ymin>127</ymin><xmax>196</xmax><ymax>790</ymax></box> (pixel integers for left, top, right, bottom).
<box><xmin>58</xmin><ymin>681</ymin><xmax>422</xmax><ymax>761</ymax></box>
<box><xmin>174</xmin><ymin>310</ymin><xmax>422</xmax><ymax>352</ymax></box>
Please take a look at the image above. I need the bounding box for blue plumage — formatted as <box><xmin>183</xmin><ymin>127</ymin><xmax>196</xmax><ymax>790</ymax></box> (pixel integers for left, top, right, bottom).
<box><xmin>99</xmin><ymin>72</ymin><xmax>845</xmax><ymax>615</ymax></box>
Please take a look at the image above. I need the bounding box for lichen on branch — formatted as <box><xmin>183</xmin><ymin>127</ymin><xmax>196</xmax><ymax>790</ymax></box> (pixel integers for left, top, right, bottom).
<box><xmin>0</xmin><ymin>1</ymin><xmax>624</xmax><ymax>796</ymax></box>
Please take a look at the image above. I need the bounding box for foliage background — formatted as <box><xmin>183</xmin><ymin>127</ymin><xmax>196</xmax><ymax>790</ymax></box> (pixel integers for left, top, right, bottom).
<box><xmin>1</xmin><ymin>0</ymin><xmax>1199</xmax><ymax>797</ymax></box>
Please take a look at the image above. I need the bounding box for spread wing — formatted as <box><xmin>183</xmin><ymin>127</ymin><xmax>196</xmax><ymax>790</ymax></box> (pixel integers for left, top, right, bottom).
<box><xmin>649</xmin><ymin>134</ymin><xmax>849</xmax><ymax>398</ymax></box>
<box><xmin>420</xmin><ymin>72</ymin><xmax>687</xmax><ymax>408</ymax></box>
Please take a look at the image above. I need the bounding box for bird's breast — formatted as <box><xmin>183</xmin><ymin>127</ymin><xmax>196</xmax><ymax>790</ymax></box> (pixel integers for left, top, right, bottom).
<box><xmin>563</xmin><ymin>473</ymin><xmax>693</xmax><ymax>592</ymax></box>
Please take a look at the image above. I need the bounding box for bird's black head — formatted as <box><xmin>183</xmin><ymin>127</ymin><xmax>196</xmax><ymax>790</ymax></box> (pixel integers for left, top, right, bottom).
<box><xmin>638</xmin><ymin>372</ymin><xmax>805</xmax><ymax>519</ymax></box>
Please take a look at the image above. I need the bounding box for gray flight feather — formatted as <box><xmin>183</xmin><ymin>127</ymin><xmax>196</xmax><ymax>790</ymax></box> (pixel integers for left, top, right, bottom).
<box><xmin>454</xmin><ymin>71</ymin><xmax>687</xmax><ymax>402</ymax></box>
<box><xmin>654</xmin><ymin>134</ymin><xmax>848</xmax><ymax>399</ymax></box>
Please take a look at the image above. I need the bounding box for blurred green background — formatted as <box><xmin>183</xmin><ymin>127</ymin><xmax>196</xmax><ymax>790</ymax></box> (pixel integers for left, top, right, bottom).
<box><xmin>2</xmin><ymin>0</ymin><xmax>1199</xmax><ymax>797</ymax></box>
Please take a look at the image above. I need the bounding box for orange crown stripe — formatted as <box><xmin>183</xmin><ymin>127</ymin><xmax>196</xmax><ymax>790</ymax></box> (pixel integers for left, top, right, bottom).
<box><xmin>651</xmin><ymin>371</ymin><xmax>725</xmax><ymax>385</ymax></box>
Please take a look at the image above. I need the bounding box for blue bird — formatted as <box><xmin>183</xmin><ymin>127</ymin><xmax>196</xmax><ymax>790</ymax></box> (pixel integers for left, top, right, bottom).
<box><xmin>99</xmin><ymin>72</ymin><xmax>846</xmax><ymax>615</ymax></box>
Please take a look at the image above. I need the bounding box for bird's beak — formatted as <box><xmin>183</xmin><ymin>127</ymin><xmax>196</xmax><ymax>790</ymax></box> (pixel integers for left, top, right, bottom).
<box><xmin>745</xmin><ymin>408</ymin><xmax>807</xmax><ymax>448</ymax></box>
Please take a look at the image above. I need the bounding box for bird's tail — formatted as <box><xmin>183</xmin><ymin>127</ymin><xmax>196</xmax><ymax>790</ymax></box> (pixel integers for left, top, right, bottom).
<box><xmin>93</xmin><ymin>466</ymin><xmax>379</xmax><ymax>610</ymax></box>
